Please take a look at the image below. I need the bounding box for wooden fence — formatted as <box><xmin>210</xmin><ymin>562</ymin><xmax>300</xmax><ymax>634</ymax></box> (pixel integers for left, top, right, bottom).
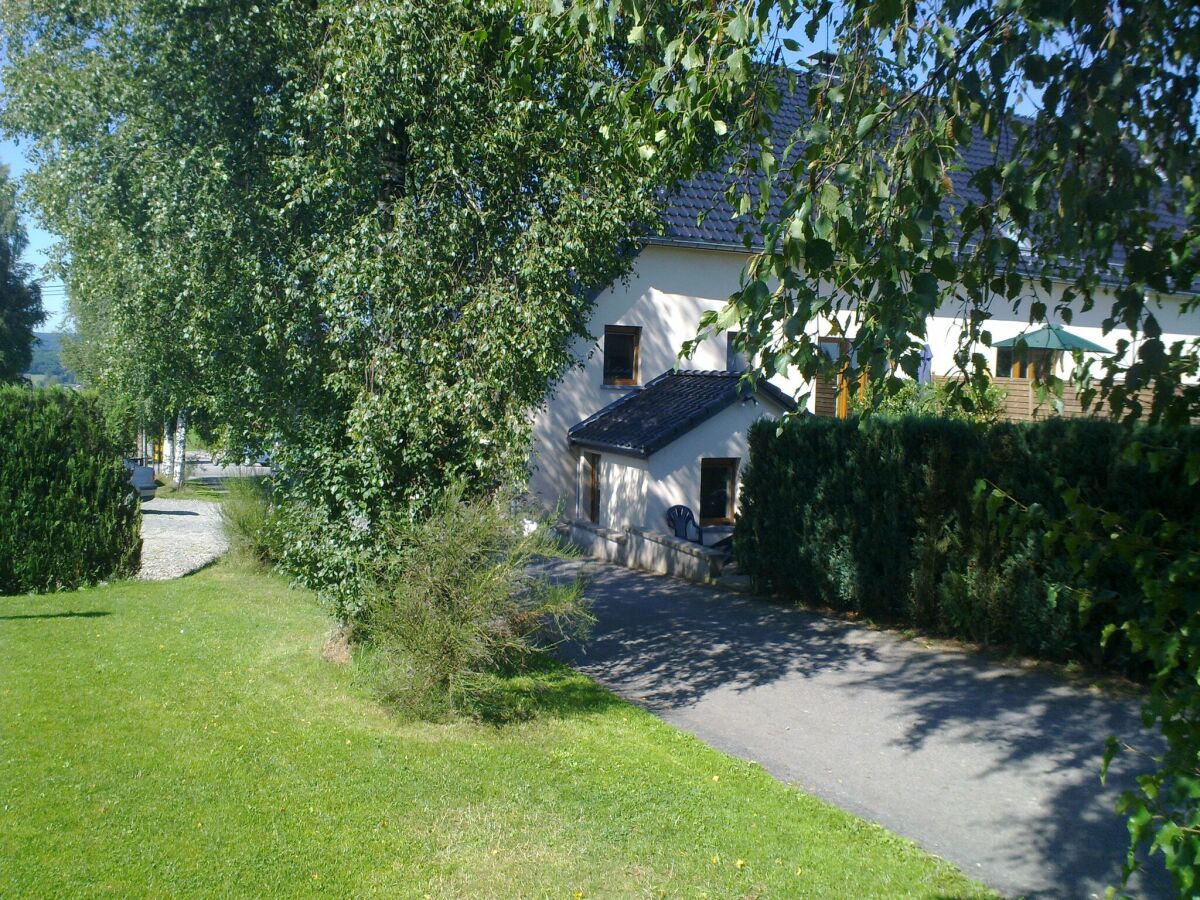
<box><xmin>813</xmin><ymin>374</ymin><xmax>1127</xmax><ymax>423</ymax></box>
<box><xmin>973</xmin><ymin>376</ymin><xmax>1096</xmax><ymax>423</ymax></box>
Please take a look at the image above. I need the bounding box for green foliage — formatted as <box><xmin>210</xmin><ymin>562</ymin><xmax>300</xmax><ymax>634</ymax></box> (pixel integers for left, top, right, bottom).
<box><xmin>554</xmin><ymin>2</ymin><xmax>1199</xmax><ymax>423</ymax></box>
<box><xmin>849</xmin><ymin>379</ymin><xmax>1006</xmax><ymax>424</ymax></box>
<box><xmin>218</xmin><ymin>477</ymin><xmax>281</xmax><ymax>567</ymax></box>
<box><xmin>0</xmin><ymin>0</ymin><xmax>689</xmax><ymax>605</ymax></box>
<box><xmin>0</xmin><ymin>165</ymin><xmax>43</xmax><ymax>383</ymax></box>
<box><xmin>738</xmin><ymin>416</ymin><xmax>1195</xmax><ymax>674</ymax></box>
<box><xmin>740</xmin><ymin>409</ymin><xmax>1200</xmax><ymax>886</ymax></box>
<box><xmin>1049</xmin><ymin>439</ymin><xmax>1200</xmax><ymax>891</ymax></box>
<box><xmin>0</xmin><ymin>386</ymin><xmax>141</xmax><ymax>593</ymax></box>
<box><xmin>556</xmin><ymin>3</ymin><xmax>1200</xmax><ymax>887</ymax></box>
<box><xmin>357</xmin><ymin>489</ymin><xmax>592</xmax><ymax>721</ymax></box>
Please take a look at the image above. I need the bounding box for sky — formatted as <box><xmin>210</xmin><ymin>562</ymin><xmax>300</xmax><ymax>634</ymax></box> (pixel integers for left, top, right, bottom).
<box><xmin>2</xmin><ymin>132</ymin><xmax>67</xmax><ymax>330</ymax></box>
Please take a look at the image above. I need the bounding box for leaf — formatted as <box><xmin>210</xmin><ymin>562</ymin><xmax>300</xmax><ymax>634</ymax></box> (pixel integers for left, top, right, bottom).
<box><xmin>912</xmin><ymin>272</ymin><xmax>938</xmax><ymax>303</ymax></box>
<box><xmin>715</xmin><ymin>301</ymin><xmax>743</xmax><ymax>330</ymax></box>
<box><xmin>855</xmin><ymin>113</ymin><xmax>880</xmax><ymax>139</ymax></box>
<box><xmin>804</xmin><ymin>239</ymin><xmax>834</xmax><ymax>270</ymax></box>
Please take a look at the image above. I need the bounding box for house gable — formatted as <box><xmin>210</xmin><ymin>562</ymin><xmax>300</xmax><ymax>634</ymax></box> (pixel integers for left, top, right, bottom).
<box><xmin>568</xmin><ymin>369</ymin><xmax>795</xmax><ymax>459</ymax></box>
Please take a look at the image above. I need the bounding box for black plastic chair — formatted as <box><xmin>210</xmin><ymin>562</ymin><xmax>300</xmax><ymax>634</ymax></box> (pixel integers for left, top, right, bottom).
<box><xmin>666</xmin><ymin>505</ymin><xmax>703</xmax><ymax>543</ymax></box>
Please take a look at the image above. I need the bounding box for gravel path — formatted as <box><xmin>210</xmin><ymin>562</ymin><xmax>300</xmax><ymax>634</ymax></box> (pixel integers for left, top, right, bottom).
<box><xmin>551</xmin><ymin>558</ymin><xmax>1169</xmax><ymax>899</ymax></box>
<box><xmin>137</xmin><ymin>498</ymin><xmax>229</xmax><ymax>581</ymax></box>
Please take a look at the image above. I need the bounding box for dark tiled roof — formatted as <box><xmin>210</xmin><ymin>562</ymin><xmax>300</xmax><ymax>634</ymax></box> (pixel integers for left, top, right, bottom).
<box><xmin>657</xmin><ymin>78</ymin><xmax>1191</xmax><ymax>277</ymax></box>
<box><xmin>568</xmin><ymin>370</ymin><xmax>796</xmax><ymax>458</ymax></box>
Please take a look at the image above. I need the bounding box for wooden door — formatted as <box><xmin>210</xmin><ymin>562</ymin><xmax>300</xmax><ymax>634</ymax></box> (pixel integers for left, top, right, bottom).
<box><xmin>583</xmin><ymin>452</ymin><xmax>601</xmax><ymax>523</ymax></box>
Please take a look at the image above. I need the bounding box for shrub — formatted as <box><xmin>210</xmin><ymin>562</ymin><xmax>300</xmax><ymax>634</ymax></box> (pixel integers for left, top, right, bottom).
<box><xmin>356</xmin><ymin>488</ymin><xmax>591</xmax><ymax>720</ymax></box>
<box><xmin>0</xmin><ymin>386</ymin><xmax>141</xmax><ymax>593</ymax></box>
<box><xmin>850</xmin><ymin>378</ymin><xmax>1007</xmax><ymax>424</ymax></box>
<box><xmin>219</xmin><ymin>477</ymin><xmax>281</xmax><ymax>566</ymax></box>
<box><xmin>736</xmin><ymin>414</ymin><xmax>1197</xmax><ymax>675</ymax></box>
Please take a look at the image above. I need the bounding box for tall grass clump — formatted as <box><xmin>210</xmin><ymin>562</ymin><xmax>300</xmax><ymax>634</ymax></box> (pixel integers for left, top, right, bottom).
<box><xmin>356</xmin><ymin>488</ymin><xmax>591</xmax><ymax>721</ymax></box>
<box><xmin>219</xmin><ymin>477</ymin><xmax>280</xmax><ymax>567</ymax></box>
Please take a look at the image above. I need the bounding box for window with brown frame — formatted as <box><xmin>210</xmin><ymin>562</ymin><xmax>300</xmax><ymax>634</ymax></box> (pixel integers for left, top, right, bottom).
<box><xmin>603</xmin><ymin>325</ymin><xmax>641</xmax><ymax>385</ymax></box>
<box><xmin>583</xmin><ymin>452</ymin><xmax>601</xmax><ymax>523</ymax></box>
<box><xmin>699</xmin><ymin>458</ymin><xmax>738</xmax><ymax>525</ymax></box>
<box><xmin>996</xmin><ymin>347</ymin><xmax>1055</xmax><ymax>379</ymax></box>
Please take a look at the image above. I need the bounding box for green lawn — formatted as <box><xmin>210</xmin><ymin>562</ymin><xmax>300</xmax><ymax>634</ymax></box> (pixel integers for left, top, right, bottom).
<box><xmin>152</xmin><ymin>479</ymin><xmax>227</xmax><ymax>501</ymax></box>
<box><xmin>0</xmin><ymin>563</ymin><xmax>991</xmax><ymax>898</ymax></box>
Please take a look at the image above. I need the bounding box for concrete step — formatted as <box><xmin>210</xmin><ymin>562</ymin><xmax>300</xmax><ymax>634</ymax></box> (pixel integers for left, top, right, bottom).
<box><xmin>713</xmin><ymin>572</ymin><xmax>755</xmax><ymax>594</ymax></box>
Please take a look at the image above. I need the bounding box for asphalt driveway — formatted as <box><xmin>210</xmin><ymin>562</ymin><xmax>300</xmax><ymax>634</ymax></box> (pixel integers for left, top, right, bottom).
<box><xmin>551</xmin><ymin>559</ymin><xmax>1168</xmax><ymax>898</ymax></box>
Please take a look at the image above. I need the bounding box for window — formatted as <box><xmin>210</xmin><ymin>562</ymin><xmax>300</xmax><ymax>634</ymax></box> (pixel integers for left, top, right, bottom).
<box><xmin>603</xmin><ymin>325</ymin><xmax>641</xmax><ymax>386</ymax></box>
<box><xmin>817</xmin><ymin>336</ymin><xmax>864</xmax><ymax>419</ymax></box>
<box><xmin>583</xmin><ymin>452</ymin><xmax>601</xmax><ymax>523</ymax></box>
<box><xmin>818</xmin><ymin>336</ymin><xmax>848</xmax><ymax>363</ymax></box>
<box><xmin>726</xmin><ymin>332</ymin><xmax>749</xmax><ymax>372</ymax></box>
<box><xmin>996</xmin><ymin>347</ymin><xmax>1055</xmax><ymax>379</ymax></box>
<box><xmin>699</xmin><ymin>458</ymin><xmax>738</xmax><ymax>525</ymax></box>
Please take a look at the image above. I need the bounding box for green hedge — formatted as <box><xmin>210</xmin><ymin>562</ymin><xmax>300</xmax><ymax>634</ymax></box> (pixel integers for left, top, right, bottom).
<box><xmin>736</xmin><ymin>415</ymin><xmax>1199</xmax><ymax>673</ymax></box>
<box><xmin>0</xmin><ymin>387</ymin><xmax>141</xmax><ymax>594</ymax></box>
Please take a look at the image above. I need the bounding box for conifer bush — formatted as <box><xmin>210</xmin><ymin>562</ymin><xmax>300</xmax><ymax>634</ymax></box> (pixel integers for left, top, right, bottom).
<box><xmin>0</xmin><ymin>386</ymin><xmax>141</xmax><ymax>594</ymax></box>
<box><xmin>737</xmin><ymin>415</ymin><xmax>1197</xmax><ymax>675</ymax></box>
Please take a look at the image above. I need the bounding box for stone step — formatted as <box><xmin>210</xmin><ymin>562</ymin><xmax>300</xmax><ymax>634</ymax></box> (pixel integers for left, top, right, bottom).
<box><xmin>713</xmin><ymin>572</ymin><xmax>754</xmax><ymax>594</ymax></box>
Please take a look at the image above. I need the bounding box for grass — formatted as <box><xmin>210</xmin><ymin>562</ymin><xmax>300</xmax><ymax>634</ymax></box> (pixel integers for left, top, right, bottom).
<box><xmin>152</xmin><ymin>478</ymin><xmax>227</xmax><ymax>501</ymax></box>
<box><xmin>0</xmin><ymin>562</ymin><xmax>992</xmax><ymax>898</ymax></box>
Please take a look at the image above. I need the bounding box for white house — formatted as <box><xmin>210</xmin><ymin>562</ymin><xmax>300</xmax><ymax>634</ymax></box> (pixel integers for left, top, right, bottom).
<box><xmin>529</xmin><ymin>90</ymin><xmax>1200</xmax><ymax>565</ymax></box>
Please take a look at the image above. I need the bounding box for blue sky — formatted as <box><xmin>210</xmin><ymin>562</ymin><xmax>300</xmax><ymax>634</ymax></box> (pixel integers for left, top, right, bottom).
<box><xmin>2</xmin><ymin>134</ymin><xmax>67</xmax><ymax>330</ymax></box>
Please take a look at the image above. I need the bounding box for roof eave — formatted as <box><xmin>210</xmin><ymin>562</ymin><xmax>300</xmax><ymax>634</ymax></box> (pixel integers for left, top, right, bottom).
<box><xmin>568</xmin><ymin>436</ymin><xmax>649</xmax><ymax>459</ymax></box>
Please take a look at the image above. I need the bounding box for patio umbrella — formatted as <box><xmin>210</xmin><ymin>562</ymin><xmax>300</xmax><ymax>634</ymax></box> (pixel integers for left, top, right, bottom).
<box><xmin>992</xmin><ymin>324</ymin><xmax>1111</xmax><ymax>354</ymax></box>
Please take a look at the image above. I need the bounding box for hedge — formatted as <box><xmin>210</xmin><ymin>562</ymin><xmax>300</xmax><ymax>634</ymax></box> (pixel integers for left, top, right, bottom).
<box><xmin>0</xmin><ymin>386</ymin><xmax>141</xmax><ymax>594</ymax></box>
<box><xmin>736</xmin><ymin>414</ymin><xmax>1200</xmax><ymax>674</ymax></box>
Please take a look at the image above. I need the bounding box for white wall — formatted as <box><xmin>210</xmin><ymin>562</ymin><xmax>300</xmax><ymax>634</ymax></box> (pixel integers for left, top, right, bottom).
<box><xmin>588</xmin><ymin>453</ymin><xmax>648</xmax><ymax>530</ymax></box>
<box><xmin>530</xmin><ymin>240</ymin><xmax>1200</xmax><ymax>520</ymax></box>
<box><xmin>644</xmin><ymin>395</ymin><xmax>784</xmax><ymax>534</ymax></box>
<box><xmin>583</xmin><ymin>393</ymin><xmax>786</xmax><ymax>536</ymax></box>
<box><xmin>926</xmin><ymin>286</ymin><xmax>1200</xmax><ymax>380</ymax></box>
<box><xmin>531</xmin><ymin>242</ymin><xmax>764</xmax><ymax>514</ymax></box>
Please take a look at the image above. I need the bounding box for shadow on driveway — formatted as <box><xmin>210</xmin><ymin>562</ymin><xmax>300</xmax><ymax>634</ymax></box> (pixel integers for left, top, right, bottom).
<box><xmin>549</xmin><ymin>559</ymin><xmax>1168</xmax><ymax>899</ymax></box>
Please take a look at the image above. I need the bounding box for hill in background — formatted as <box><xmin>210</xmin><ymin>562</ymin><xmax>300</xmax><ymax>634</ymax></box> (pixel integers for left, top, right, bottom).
<box><xmin>25</xmin><ymin>332</ymin><xmax>78</xmax><ymax>386</ymax></box>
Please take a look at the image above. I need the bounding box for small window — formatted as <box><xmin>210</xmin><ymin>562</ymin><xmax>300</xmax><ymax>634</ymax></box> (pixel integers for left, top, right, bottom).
<box><xmin>699</xmin><ymin>458</ymin><xmax>738</xmax><ymax>525</ymax></box>
<box><xmin>603</xmin><ymin>325</ymin><xmax>641</xmax><ymax>386</ymax></box>
<box><xmin>996</xmin><ymin>348</ymin><xmax>1014</xmax><ymax>377</ymax></box>
<box><xmin>726</xmin><ymin>332</ymin><xmax>749</xmax><ymax>372</ymax></box>
<box><xmin>997</xmin><ymin>347</ymin><xmax>1054</xmax><ymax>379</ymax></box>
<box><xmin>583</xmin><ymin>452</ymin><xmax>601</xmax><ymax>523</ymax></box>
<box><xmin>819</xmin><ymin>336</ymin><xmax>846</xmax><ymax>362</ymax></box>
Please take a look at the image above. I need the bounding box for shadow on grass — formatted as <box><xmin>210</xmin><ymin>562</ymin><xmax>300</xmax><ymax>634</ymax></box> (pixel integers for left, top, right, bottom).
<box><xmin>466</xmin><ymin>653</ymin><xmax>625</xmax><ymax>725</ymax></box>
<box><xmin>357</xmin><ymin>642</ymin><xmax>624</xmax><ymax>728</ymax></box>
<box><xmin>0</xmin><ymin>610</ymin><xmax>111</xmax><ymax>621</ymax></box>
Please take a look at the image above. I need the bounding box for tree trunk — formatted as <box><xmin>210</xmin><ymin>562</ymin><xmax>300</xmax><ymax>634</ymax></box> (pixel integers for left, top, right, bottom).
<box><xmin>163</xmin><ymin>418</ymin><xmax>175</xmax><ymax>481</ymax></box>
<box><xmin>173</xmin><ymin>410</ymin><xmax>189</xmax><ymax>487</ymax></box>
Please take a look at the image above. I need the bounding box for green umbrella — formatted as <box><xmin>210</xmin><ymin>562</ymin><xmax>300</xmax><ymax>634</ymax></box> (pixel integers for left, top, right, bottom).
<box><xmin>992</xmin><ymin>324</ymin><xmax>1111</xmax><ymax>353</ymax></box>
